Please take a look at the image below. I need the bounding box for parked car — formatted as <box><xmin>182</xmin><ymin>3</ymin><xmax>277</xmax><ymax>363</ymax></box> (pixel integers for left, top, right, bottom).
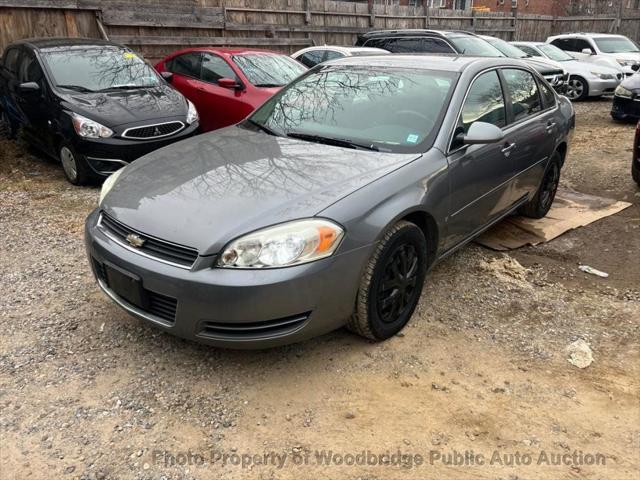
<box><xmin>513</xmin><ymin>41</ymin><xmax>622</xmax><ymax>100</ymax></box>
<box><xmin>611</xmin><ymin>66</ymin><xmax>640</xmax><ymax>121</ymax></box>
<box><xmin>0</xmin><ymin>38</ymin><xmax>199</xmax><ymax>185</ymax></box>
<box><xmin>155</xmin><ymin>48</ymin><xmax>306</xmax><ymax>132</ymax></box>
<box><xmin>86</xmin><ymin>55</ymin><xmax>574</xmax><ymax>348</ymax></box>
<box><xmin>547</xmin><ymin>33</ymin><xmax>640</xmax><ymax>77</ymax></box>
<box><xmin>356</xmin><ymin>29</ymin><xmax>505</xmax><ymax>57</ymax></box>
<box><xmin>479</xmin><ymin>35</ymin><xmax>569</xmax><ymax>94</ymax></box>
<box><xmin>633</xmin><ymin>121</ymin><xmax>640</xmax><ymax>186</ymax></box>
<box><xmin>291</xmin><ymin>46</ymin><xmax>389</xmax><ymax>68</ymax></box>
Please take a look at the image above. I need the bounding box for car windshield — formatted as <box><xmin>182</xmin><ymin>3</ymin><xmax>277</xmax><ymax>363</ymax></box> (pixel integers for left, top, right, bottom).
<box><xmin>537</xmin><ymin>44</ymin><xmax>575</xmax><ymax>61</ymax></box>
<box><xmin>448</xmin><ymin>36</ymin><xmax>505</xmax><ymax>57</ymax></box>
<box><xmin>484</xmin><ymin>37</ymin><xmax>528</xmax><ymax>58</ymax></box>
<box><xmin>248</xmin><ymin>66</ymin><xmax>457</xmax><ymax>153</ymax></box>
<box><xmin>593</xmin><ymin>36</ymin><xmax>639</xmax><ymax>54</ymax></box>
<box><xmin>42</xmin><ymin>47</ymin><xmax>161</xmax><ymax>92</ymax></box>
<box><xmin>232</xmin><ymin>54</ymin><xmax>307</xmax><ymax>87</ymax></box>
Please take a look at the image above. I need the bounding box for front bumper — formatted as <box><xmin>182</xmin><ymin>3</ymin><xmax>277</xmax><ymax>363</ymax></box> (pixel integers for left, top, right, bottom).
<box><xmin>72</xmin><ymin>121</ymin><xmax>199</xmax><ymax>176</ymax></box>
<box><xmin>587</xmin><ymin>77</ymin><xmax>621</xmax><ymax>96</ymax></box>
<box><xmin>611</xmin><ymin>94</ymin><xmax>640</xmax><ymax>121</ymax></box>
<box><xmin>84</xmin><ymin>209</ymin><xmax>371</xmax><ymax>349</ymax></box>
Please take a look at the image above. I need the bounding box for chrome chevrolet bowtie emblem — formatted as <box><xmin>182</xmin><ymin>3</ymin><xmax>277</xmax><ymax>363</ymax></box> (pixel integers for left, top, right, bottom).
<box><xmin>126</xmin><ymin>233</ymin><xmax>145</xmax><ymax>248</ymax></box>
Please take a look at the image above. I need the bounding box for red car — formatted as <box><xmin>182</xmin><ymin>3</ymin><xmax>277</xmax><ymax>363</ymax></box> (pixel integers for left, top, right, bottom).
<box><xmin>155</xmin><ymin>48</ymin><xmax>306</xmax><ymax>132</ymax></box>
<box><xmin>634</xmin><ymin>121</ymin><xmax>640</xmax><ymax>186</ymax></box>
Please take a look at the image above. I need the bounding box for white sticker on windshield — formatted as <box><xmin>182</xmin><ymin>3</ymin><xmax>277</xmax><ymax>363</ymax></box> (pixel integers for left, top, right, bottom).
<box><xmin>406</xmin><ymin>134</ymin><xmax>419</xmax><ymax>144</ymax></box>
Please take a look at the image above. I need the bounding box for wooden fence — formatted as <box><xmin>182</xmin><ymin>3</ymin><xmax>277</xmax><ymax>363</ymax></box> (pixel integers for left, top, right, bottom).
<box><xmin>0</xmin><ymin>0</ymin><xmax>638</xmax><ymax>63</ymax></box>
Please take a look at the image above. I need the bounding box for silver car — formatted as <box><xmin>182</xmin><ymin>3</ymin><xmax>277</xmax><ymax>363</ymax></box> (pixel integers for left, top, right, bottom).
<box><xmin>86</xmin><ymin>55</ymin><xmax>574</xmax><ymax>348</ymax></box>
<box><xmin>513</xmin><ymin>41</ymin><xmax>622</xmax><ymax>100</ymax></box>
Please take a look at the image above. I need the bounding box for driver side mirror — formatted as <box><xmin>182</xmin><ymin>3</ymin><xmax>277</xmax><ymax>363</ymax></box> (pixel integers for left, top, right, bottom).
<box><xmin>632</xmin><ymin>63</ymin><xmax>640</xmax><ymax>72</ymax></box>
<box><xmin>18</xmin><ymin>81</ymin><xmax>40</xmax><ymax>93</ymax></box>
<box><xmin>458</xmin><ymin>122</ymin><xmax>504</xmax><ymax>145</ymax></box>
<box><xmin>160</xmin><ymin>71</ymin><xmax>173</xmax><ymax>83</ymax></box>
<box><xmin>218</xmin><ymin>77</ymin><xmax>242</xmax><ymax>90</ymax></box>
<box><xmin>581</xmin><ymin>48</ymin><xmax>594</xmax><ymax>55</ymax></box>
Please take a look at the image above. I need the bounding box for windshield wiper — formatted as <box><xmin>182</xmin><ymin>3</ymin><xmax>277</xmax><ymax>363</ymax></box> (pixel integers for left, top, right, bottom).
<box><xmin>56</xmin><ymin>84</ymin><xmax>95</xmax><ymax>93</ymax></box>
<box><xmin>286</xmin><ymin>132</ymin><xmax>379</xmax><ymax>151</ymax></box>
<box><xmin>245</xmin><ymin>118</ymin><xmax>280</xmax><ymax>136</ymax></box>
<box><xmin>254</xmin><ymin>83</ymin><xmax>283</xmax><ymax>88</ymax></box>
<box><xmin>97</xmin><ymin>84</ymin><xmax>155</xmax><ymax>92</ymax></box>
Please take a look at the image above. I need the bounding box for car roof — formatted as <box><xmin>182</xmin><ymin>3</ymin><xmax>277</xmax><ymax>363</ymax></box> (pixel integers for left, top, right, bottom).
<box><xmin>321</xmin><ymin>53</ymin><xmax>532</xmax><ymax>73</ymax></box>
<box><xmin>295</xmin><ymin>46</ymin><xmax>387</xmax><ymax>54</ymax></box>
<box><xmin>360</xmin><ymin>29</ymin><xmax>473</xmax><ymax>39</ymax></box>
<box><xmin>550</xmin><ymin>33</ymin><xmax>627</xmax><ymax>39</ymax></box>
<box><xmin>164</xmin><ymin>46</ymin><xmax>285</xmax><ymax>59</ymax></box>
<box><xmin>8</xmin><ymin>37</ymin><xmax>123</xmax><ymax>51</ymax></box>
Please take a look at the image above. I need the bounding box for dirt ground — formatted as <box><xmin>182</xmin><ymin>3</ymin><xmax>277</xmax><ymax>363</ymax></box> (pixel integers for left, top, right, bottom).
<box><xmin>1</xmin><ymin>98</ymin><xmax>639</xmax><ymax>480</ymax></box>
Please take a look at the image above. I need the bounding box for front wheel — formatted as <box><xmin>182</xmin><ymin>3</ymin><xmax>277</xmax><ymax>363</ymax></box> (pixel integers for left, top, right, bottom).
<box><xmin>347</xmin><ymin>221</ymin><xmax>428</xmax><ymax>341</ymax></box>
<box><xmin>59</xmin><ymin>142</ymin><xmax>92</xmax><ymax>185</ymax></box>
<box><xmin>632</xmin><ymin>159</ymin><xmax>640</xmax><ymax>186</ymax></box>
<box><xmin>566</xmin><ymin>76</ymin><xmax>588</xmax><ymax>101</ymax></box>
<box><xmin>520</xmin><ymin>153</ymin><xmax>561</xmax><ymax>219</ymax></box>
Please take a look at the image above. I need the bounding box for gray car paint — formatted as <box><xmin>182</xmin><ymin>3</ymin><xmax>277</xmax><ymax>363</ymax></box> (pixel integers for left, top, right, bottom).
<box><xmin>87</xmin><ymin>55</ymin><xmax>574</xmax><ymax>348</ymax></box>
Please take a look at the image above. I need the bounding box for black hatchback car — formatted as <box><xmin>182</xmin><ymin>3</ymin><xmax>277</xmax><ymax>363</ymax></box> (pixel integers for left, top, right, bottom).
<box><xmin>0</xmin><ymin>38</ymin><xmax>199</xmax><ymax>185</ymax></box>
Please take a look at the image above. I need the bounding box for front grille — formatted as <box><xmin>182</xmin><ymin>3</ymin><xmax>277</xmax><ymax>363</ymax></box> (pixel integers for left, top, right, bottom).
<box><xmin>198</xmin><ymin>313</ymin><xmax>310</xmax><ymax>340</ymax></box>
<box><xmin>122</xmin><ymin>121</ymin><xmax>184</xmax><ymax>139</ymax></box>
<box><xmin>99</xmin><ymin>213</ymin><xmax>199</xmax><ymax>268</ymax></box>
<box><xmin>92</xmin><ymin>257</ymin><xmax>178</xmax><ymax>324</ymax></box>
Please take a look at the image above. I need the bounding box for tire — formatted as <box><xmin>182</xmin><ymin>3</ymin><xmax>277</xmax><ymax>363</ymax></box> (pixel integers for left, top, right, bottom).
<box><xmin>633</xmin><ymin>159</ymin><xmax>640</xmax><ymax>186</ymax></box>
<box><xmin>347</xmin><ymin>220</ymin><xmax>428</xmax><ymax>341</ymax></box>
<box><xmin>566</xmin><ymin>76</ymin><xmax>588</xmax><ymax>101</ymax></box>
<box><xmin>0</xmin><ymin>109</ymin><xmax>14</xmax><ymax>139</ymax></box>
<box><xmin>520</xmin><ymin>153</ymin><xmax>562</xmax><ymax>219</ymax></box>
<box><xmin>59</xmin><ymin>142</ymin><xmax>92</xmax><ymax>185</ymax></box>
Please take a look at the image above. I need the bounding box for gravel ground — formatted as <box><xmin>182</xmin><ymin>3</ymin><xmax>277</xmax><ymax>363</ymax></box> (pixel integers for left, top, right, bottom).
<box><xmin>1</xmin><ymin>99</ymin><xmax>639</xmax><ymax>480</ymax></box>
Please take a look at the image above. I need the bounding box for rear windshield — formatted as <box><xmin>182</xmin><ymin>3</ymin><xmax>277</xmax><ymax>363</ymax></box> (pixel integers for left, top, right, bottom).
<box><xmin>593</xmin><ymin>36</ymin><xmax>639</xmax><ymax>54</ymax></box>
<box><xmin>537</xmin><ymin>44</ymin><xmax>575</xmax><ymax>62</ymax></box>
<box><xmin>448</xmin><ymin>36</ymin><xmax>504</xmax><ymax>57</ymax></box>
<box><xmin>42</xmin><ymin>47</ymin><xmax>161</xmax><ymax>92</ymax></box>
<box><xmin>232</xmin><ymin>54</ymin><xmax>306</xmax><ymax>87</ymax></box>
<box><xmin>249</xmin><ymin>66</ymin><xmax>457</xmax><ymax>153</ymax></box>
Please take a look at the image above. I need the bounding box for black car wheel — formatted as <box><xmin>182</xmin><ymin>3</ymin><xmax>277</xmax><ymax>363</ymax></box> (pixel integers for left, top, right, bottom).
<box><xmin>520</xmin><ymin>153</ymin><xmax>562</xmax><ymax>219</ymax></box>
<box><xmin>633</xmin><ymin>159</ymin><xmax>640</xmax><ymax>186</ymax></box>
<box><xmin>0</xmin><ymin>109</ymin><xmax>14</xmax><ymax>139</ymax></box>
<box><xmin>566</xmin><ymin>76</ymin><xmax>588</xmax><ymax>101</ymax></box>
<box><xmin>348</xmin><ymin>220</ymin><xmax>427</xmax><ymax>341</ymax></box>
<box><xmin>59</xmin><ymin>142</ymin><xmax>91</xmax><ymax>185</ymax></box>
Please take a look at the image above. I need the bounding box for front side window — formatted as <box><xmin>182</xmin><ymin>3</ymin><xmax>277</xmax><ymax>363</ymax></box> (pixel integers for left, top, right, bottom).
<box><xmin>502</xmin><ymin>68</ymin><xmax>542</xmax><ymax>122</ymax></box>
<box><xmin>573</xmin><ymin>39</ymin><xmax>594</xmax><ymax>53</ymax></box>
<box><xmin>249</xmin><ymin>66</ymin><xmax>457</xmax><ymax>153</ymax></box>
<box><xmin>324</xmin><ymin>50</ymin><xmax>345</xmax><ymax>62</ymax></box>
<box><xmin>3</xmin><ymin>48</ymin><xmax>21</xmax><ymax>74</ymax></box>
<box><xmin>538</xmin><ymin>79</ymin><xmax>556</xmax><ymax>109</ymax></box>
<box><xmin>448</xmin><ymin>36</ymin><xmax>505</xmax><ymax>57</ymax></box>
<box><xmin>232</xmin><ymin>54</ymin><xmax>306</xmax><ymax>87</ymax></box>
<box><xmin>201</xmin><ymin>54</ymin><xmax>237</xmax><ymax>83</ymax></box>
<box><xmin>593</xmin><ymin>36</ymin><xmax>639</xmax><ymax>54</ymax></box>
<box><xmin>299</xmin><ymin>50</ymin><xmax>324</xmax><ymax>68</ymax></box>
<box><xmin>452</xmin><ymin>70</ymin><xmax>505</xmax><ymax>149</ymax></box>
<box><xmin>42</xmin><ymin>47</ymin><xmax>161</xmax><ymax>92</ymax></box>
<box><xmin>551</xmin><ymin>38</ymin><xmax>574</xmax><ymax>52</ymax></box>
<box><xmin>169</xmin><ymin>52</ymin><xmax>202</xmax><ymax>78</ymax></box>
<box><xmin>18</xmin><ymin>54</ymin><xmax>44</xmax><ymax>86</ymax></box>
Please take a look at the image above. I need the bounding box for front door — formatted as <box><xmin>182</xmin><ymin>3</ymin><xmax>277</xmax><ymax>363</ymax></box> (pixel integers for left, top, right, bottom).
<box><xmin>445</xmin><ymin>69</ymin><xmax>517</xmax><ymax>250</ymax></box>
<box><xmin>15</xmin><ymin>51</ymin><xmax>52</xmax><ymax>151</ymax></box>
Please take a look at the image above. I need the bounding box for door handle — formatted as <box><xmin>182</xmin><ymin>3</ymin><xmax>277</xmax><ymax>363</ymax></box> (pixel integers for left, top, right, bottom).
<box><xmin>501</xmin><ymin>142</ymin><xmax>516</xmax><ymax>157</ymax></box>
<box><xmin>545</xmin><ymin>121</ymin><xmax>556</xmax><ymax>133</ymax></box>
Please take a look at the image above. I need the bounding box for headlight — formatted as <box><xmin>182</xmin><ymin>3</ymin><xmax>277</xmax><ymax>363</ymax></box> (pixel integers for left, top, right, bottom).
<box><xmin>615</xmin><ymin>85</ymin><xmax>633</xmax><ymax>97</ymax></box>
<box><xmin>186</xmin><ymin>100</ymin><xmax>198</xmax><ymax>125</ymax></box>
<box><xmin>98</xmin><ymin>168</ymin><xmax>125</xmax><ymax>205</ymax></box>
<box><xmin>218</xmin><ymin>219</ymin><xmax>344</xmax><ymax>268</ymax></box>
<box><xmin>590</xmin><ymin>71</ymin><xmax>614</xmax><ymax>80</ymax></box>
<box><xmin>71</xmin><ymin>113</ymin><xmax>113</xmax><ymax>138</ymax></box>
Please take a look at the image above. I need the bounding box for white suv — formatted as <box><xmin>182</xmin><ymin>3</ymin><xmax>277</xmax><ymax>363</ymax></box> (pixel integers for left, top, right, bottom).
<box><xmin>547</xmin><ymin>33</ymin><xmax>640</xmax><ymax>76</ymax></box>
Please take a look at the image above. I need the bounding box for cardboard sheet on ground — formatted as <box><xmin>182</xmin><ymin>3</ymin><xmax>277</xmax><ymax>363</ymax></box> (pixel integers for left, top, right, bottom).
<box><xmin>475</xmin><ymin>188</ymin><xmax>632</xmax><ymax>251</ymax></box>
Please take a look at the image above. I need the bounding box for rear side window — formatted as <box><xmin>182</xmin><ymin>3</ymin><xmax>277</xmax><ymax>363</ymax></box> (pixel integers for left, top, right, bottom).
<box><xmin>384</xmin><ymin>37</ymin><xmax>424</xmax><ymax>53</ymax></box>
<box><xmin>201</xmin><ymin>54</ymin><xmax>237</xmax><ymax>83</ymax></box>
<box><xmin>423</xmin><ymin>38</ymin><xmax>456</xmax><ymax>54</ymax></box>
<box><xmin>324</xmin><ymin>50</ymin><xmax>344</xmax><ymax>62</ymax></box>
<box><xmin>298</xmin><ymin>51</ymin><xmax>324</xmax><ymax>67</ymax></box>
<box><xmin>502</xmin><ymin>68</ymin><xmax>542</xmax><ymax>122</ymax></box>
<box><xmin>452</xmin><ymin>69</ymin><xmax>506</xmax><ymax>149</ymax></box>
<box><xmin>168</xmin><ymin>53</ymin><xmax>201</xmax><ymax>78</ymax></box>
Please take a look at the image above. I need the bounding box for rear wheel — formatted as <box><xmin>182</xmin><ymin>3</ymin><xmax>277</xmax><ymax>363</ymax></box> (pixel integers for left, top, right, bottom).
<box><xmin>59</xmin><ymin>142</ymin><xmax>91</xmax><ymax>185</ymax></box>
<box><xmin>520</xmin><ymin>153</ymin><xmax>561</xmax><ymax>219</ymax></box>
<box><xmin>347</xmin><ymin>221</ymin><xmax>427</xmax><ymax>341</ymax></box>
<box><xmin>566</xmin><ymin>76</ymin><xmax>588</xmax><ymax>101</ymax></box>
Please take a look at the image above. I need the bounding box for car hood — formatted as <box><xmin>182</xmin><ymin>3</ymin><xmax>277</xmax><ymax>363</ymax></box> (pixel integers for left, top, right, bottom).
<box><xmin>60</xmin><ymin>84</ymin><xmax>187</xmax><ymax>128</ymax></box>
<box><xmin>101</xmin><ymin>126</ymin><xmax>421</xmax><ymax>255</ymax></box>
<box><xmin>621</xmin><ymin>72</ymin><xmax>640</xmax><ymax>91</ymax></box>
<box><xmin>562</xmin><ymin>59</ymin><xmax>621</xmax><ymax>76</ymax></box>
<box><xmin>523</xmin><ymin>57</ymin><xmax>564</xmax><ymax>73</ymax></box>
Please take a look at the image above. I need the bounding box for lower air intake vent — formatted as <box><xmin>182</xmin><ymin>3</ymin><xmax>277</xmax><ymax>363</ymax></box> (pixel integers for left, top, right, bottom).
<box><xmin>198</xmin><ymin>313</ymin><xmax>310</xmax><ymax>340</ymax></box>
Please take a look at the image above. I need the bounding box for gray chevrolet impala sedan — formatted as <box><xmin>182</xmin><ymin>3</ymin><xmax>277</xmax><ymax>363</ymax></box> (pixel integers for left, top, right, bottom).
<box><xmin>85</xmin><ymin>55</ymin><xmax>574</xmax><ymax>348</ymax></box>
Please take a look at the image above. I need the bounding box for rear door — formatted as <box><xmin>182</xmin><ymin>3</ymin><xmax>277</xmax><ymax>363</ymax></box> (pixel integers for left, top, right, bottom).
<box><xmin>445</xmin><ymin>69</ymin><xmax>517</xmax><ymax>249</ymax></box>
<box><xmin>500</xmin><ymin>68</ymin><xmax>557</xmax><ymax>200</ymax></box>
